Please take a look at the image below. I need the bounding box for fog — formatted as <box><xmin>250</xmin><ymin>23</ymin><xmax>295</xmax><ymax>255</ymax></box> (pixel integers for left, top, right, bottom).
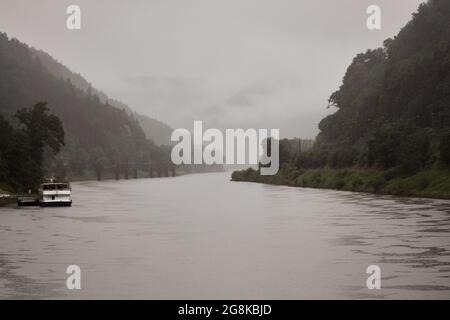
<box><xmin>0</xmin><ymin>0</ymin><xmax>424</xmax><ymax>138</ymax></box>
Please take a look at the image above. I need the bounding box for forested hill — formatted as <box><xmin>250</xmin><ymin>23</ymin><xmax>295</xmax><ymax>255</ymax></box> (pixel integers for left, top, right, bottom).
<box><xmin>0</xmin><ymin>32</ymin><xmax>171</xmax><ymax>186</ymax></box>
<box><xmin>232</xmin><ymin>0</ymin><xmax>450</xmax><ymax>198</ymax></box>
<box><xmin>31</xmin><ymin>48</ymin><xmax>173</xmax><ymax>146</ymax></box>
<box><xmin>315</xmin><ymin>0</ymin><xmax>450</xmax><ymax>169</ymax></box>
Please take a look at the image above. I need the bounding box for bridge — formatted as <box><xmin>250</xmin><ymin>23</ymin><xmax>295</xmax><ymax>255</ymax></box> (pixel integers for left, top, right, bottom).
<box><xmin>92</xmin><ymin>160</ymin><xmax>177</xmax><ymax>181</ymax></box>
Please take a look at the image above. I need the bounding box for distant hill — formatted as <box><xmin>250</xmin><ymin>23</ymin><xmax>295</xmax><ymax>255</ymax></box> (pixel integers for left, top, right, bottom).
<box><xmin>0</xmin><ymin>32</ymin><xmax>171</xmax><ymax>181</ymax></box>
<box><xmin>30</xmin><ymin>48</ymin><xmax>173</xmax><ymax>146</ymax></box>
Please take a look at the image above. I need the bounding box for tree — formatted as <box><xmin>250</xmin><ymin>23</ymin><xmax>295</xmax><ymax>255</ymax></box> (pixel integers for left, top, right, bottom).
<box><xmin>0</xmin><ymin>115</ymin><xmax>14</xmax><ymax>183</ymax></box>
<box><xmin>69</xmin><ymin>147</ymin><xmax>89</xmax><ymax>176</ymax></box>
<box><xmin>306</xmin><ymin>0</ymin><xmax>450</xmax><ymax>174</ymax></box>
<box><xmin>15</xmin><ymin>102</ymin><xmax>65</xmax><ymax>168</ymax></box>
<box><xmin>0</xmin><ymin>32</ymin><xmax>173</xmax><ymax>183</ymax></box>
<box><xmin>440</xmin><ymin>131</ymin><xmax>450</xmax><ymax>165</ymax></box>
<box><xmin>89</xmin><ymin>147</ymin><xmax>107</xmax><ymax>181</ymax></box>
<box><xmin>11</xmin><ymin>102</ymin><xmax>65</xmax><ymax>189</ymax></box>
<box><xmin>368</xmin><ymin>122</ymin><xmax>430</xmax><ymax>174</ymax></box>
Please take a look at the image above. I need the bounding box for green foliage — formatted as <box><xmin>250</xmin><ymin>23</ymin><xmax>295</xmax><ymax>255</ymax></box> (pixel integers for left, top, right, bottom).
<box><xmin>231</xmin><ymin>168</ymin><xmax>259</xmax><ymax>182</ymax></box>
<box><xmin>368</xmin><ymin>122</ymin><xmax>430</xmax><ymax>174</ymax></box>
<box><xmin>15</xmin><ymin>102</ymin><xmax>65</xmax><ymax>166</ymax></box>
<box><xmin>329</xmin><ymin>148</ymin><xmax>358</xmax><ymax>168</ymax></box>
<box><xmin>320</xmin><ymin>48</ymin><xmax>387</xmax><ymax>145</ymax></box>
<box><xmin>0</xmin><ymin>115</ymin><xmax>13</xmax><ymax>183</ymax></box>
<box><xmin>232</xmin><ymin>1</ymin><xmax>450</xmax><ymax>198</ymax></box>
<box><xmin>0</xmin><ymin>32</ymin><xmax>173</xmax><ymax>183</ymax></box>
<box><xmin>440</xmin><ymin>130</ymin><xmax>450</xmax><ymax>165</ymax></box>
<box><xmin>232</xmin><ymin>167</ymin><xmax>450</xmax><ymax>199</ymax></box>
<box><xmin>279</xmin><ymin>0</ymin><xmax>449</xmax><ymax>178</ymax></box>
<box><xmin>32</xmin><ymin>48</ymin><xmax>173</xmax><ymax>146</ymax></box>
<box><xmin>0</xmin><ymin>104</ymin><xmax>65</xmax><ymax>190</ymax></box>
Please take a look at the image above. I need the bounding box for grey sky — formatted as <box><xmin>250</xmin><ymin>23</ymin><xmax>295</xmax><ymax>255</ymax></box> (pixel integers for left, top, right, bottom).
<box><xmin>0</xmin><ymin>0</ymin><xmax>424</xmax><ymax>138</ymax></box>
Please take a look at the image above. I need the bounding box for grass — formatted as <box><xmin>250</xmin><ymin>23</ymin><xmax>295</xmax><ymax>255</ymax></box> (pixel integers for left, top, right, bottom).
<box><xmin>231</xmin><ymin>166</ymin><xmax>450</xmax><ymax>199</ymax></box>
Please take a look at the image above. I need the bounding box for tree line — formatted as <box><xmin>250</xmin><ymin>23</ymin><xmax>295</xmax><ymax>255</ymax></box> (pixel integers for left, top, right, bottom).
<box><xmin>0</xmin><ymin>103</ymin><xmax>64</xmax><ymax>191</ymax></box>
<box><xmin>273</xmin><ymin>0</ymin><xmax>450</xmax><ymax>177</ymax></box>
<box><xmin>0</xmin><ymin>32</ymin><xmax>174</xmax><ymax>191</ymax></box>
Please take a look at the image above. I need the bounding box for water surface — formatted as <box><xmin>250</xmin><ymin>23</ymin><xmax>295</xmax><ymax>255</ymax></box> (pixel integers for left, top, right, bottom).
<box><xmin>1</xmin><ymin>172</ymin><xmax>450</xmax><ymax>299</ymax></box>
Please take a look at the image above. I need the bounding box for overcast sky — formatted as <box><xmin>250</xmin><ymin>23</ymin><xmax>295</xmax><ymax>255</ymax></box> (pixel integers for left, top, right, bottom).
<box><xmin>0</xmin><ymin>0</ymin><xmax>424</xmax><ymax>138</ymax></box>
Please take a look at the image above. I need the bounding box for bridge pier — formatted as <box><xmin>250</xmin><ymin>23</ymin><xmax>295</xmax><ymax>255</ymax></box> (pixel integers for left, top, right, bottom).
<box><xmin>115</xmin><ymin>164</ymin><xmax>120</xmax><ymax>180</ymax></box>
<box><xmin>149</xmin><ymin>163</ymin><xmax>154</xmax><ymax>178</ymax></box>
<box><xmin>96</xmin><ymin>166</ymin><xmax>102</xmax><ymax>181</ymax></box>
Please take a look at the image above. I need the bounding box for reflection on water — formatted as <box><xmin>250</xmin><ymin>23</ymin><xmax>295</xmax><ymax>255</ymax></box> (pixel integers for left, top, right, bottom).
<box><xmin>0</xmin><ymin>172</ymin><xmax>450</xmax><ymax>299</ymax></box>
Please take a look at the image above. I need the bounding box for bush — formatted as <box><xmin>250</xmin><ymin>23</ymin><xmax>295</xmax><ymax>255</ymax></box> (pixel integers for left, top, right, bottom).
<box><xmin>368</xmin><ymin>121</ymin><xmax>430</xmax><ymax>174</ymax></box>
<box><xmin>440</xmin><ymin>131</ymin><xmax>450</xmax><ymax>165</ymax></box>
<box><xmin>329</xmin><ymin>148</ymin><xmax>358</xmax><ymax>168</ymax></box>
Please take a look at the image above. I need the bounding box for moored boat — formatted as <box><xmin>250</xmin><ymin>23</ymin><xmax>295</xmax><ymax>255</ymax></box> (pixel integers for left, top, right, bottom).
<box><xmin>38</xmin><ymin>182</ymin><xmax>72</xmax><ymax>207</ymax></box>
<box><xmin>17</xmin><ymin>197</ymin><xmax>39</xmax><ymax>206</ymax></box>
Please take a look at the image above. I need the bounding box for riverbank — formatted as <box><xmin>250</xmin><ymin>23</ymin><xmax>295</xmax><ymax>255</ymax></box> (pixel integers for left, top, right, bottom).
<box><xmin>0</xmin><ymin>185</ymin><xmax>15</xmax><ymax>206</ymax></box>
<box><xmin>0</xmin><ymin>168</ymin><xmax>224</xmax><ymax>207</ymax></box>
<box><xmin>231</xmin><ymin>167</ymin><xmax>450</xmax><ymax>200</ymax></box>
<box><xmin>0</xmin><ymin>197</ymin><xmax>16</xmax><ymax>206</ymax></box>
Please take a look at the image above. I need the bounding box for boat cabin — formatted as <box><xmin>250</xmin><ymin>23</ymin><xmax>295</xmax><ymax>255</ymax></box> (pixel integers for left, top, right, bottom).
<box><xmin>38</xmin><ymin>182</ymin><xmax>72</xmax><ymax>207</ymax></box>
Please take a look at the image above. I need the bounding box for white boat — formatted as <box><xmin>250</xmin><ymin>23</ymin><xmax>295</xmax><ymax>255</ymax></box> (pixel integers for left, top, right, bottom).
<box><xmin>38</xmin><ymin>182</ymin><xmax>72</xmax><ymax>207</ymax></box>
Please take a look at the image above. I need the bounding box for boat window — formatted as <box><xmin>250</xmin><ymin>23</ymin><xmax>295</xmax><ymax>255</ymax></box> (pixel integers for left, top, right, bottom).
<box><xmin>42</xmin><ymin>184</ymin><xmax>69</xmax><ymax>190</ymax></box>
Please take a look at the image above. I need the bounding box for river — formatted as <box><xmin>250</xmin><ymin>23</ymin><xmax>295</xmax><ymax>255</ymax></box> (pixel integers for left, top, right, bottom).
<box><xmin>1</xmin><ymin>172</ymin><xmax>450</xmax><ymax>299</ymax></box>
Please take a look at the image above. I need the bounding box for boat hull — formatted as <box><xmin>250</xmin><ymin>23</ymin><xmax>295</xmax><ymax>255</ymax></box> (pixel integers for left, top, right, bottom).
<box><xmin>17</xmin><ymin>198</ymin><xmax>39</xmax><ymax>207</ymax></box>
<box><xmin>39</xmin><ymin>201</ymin><xmax>72</xmax><ymax>207</ymax></box>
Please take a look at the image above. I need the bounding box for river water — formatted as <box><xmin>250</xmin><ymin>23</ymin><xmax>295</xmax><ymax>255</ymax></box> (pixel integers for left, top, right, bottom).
<box><xmin>1</xmin><ymin>172</ymin><xmax>450</xmax><ymax>299</ymax></box>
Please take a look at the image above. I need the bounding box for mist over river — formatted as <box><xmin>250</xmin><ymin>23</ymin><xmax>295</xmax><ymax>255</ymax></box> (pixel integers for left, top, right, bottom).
<box><xmin>1</xmin><ymin>172</ymin><xmax>450</xmax><ymax>299</ymax></box>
